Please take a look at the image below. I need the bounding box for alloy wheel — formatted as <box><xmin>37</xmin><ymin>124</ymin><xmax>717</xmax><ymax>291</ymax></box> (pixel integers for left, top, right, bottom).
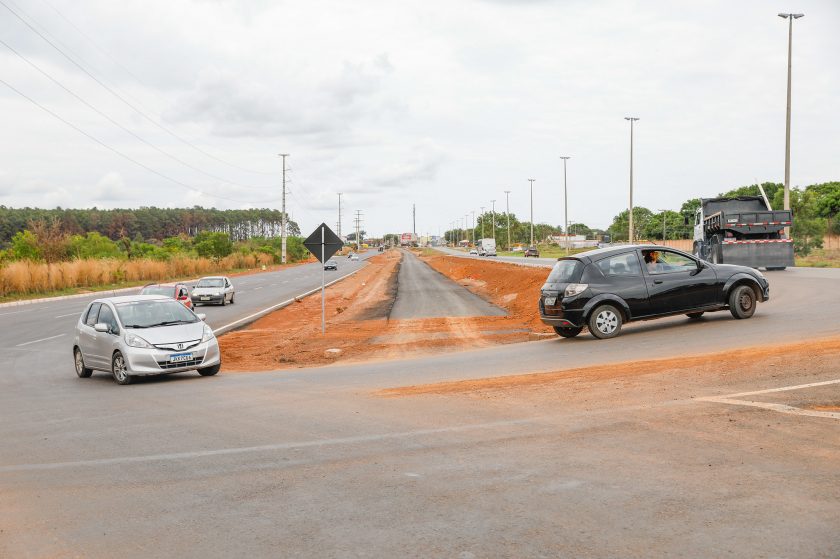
<box><xmin>595</xmin><ymin>310</ymin><xmax>618</xmax><ymax>334</ymax></box>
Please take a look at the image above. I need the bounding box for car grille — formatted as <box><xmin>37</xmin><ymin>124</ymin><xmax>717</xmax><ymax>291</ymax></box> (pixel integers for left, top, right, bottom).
<box><xmin>154</xmin><ymin>339</ymin><xmax>201</xmax><ymax>351</ymax></box>
<box><xmin>157</xmin><ymin>356</ymin><xmax>204</xmax><ymax>370</ymax></box>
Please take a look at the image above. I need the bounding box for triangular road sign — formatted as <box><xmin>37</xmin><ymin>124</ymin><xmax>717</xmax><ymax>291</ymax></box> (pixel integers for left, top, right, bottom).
<box><xmin>303</xmin><ymin>223</ymin><xmax>343</xmax><ymax>263</ymax></box>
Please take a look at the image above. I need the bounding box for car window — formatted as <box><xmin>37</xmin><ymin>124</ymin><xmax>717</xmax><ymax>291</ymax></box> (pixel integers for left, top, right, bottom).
<box><xmin>643</xmin><ymin>249</ymin><xmax>696</xmax><ymax>274</ymax></box>
<box><xmin>596</xmin><ymin>253</ymin><xmax>641</xmax><ymax>277</ymax></box>
<box><xmin>97</xmin><ymin>304</ymin><xmax>119</xmax><ymax>334</ymax></box>
<box><xmin>84</xmin><ymin>303</ymin><xmax>102</xmax><ymax>326</ymax></box>
<box><xmin>116</xmin><ymin>299</ymin><xmax>199</xmax><ymax>328</ymax></box>
<box><xmin>197</xmin><ymin>278</ymin><xmax>224</xmax><ymax>288</ymax></box>
<box><xmin>546</xmin><ymin>259</ymin><xmax>582</xmax><ymax>283</ymax></box>
<box><xmin>142</xmin><ymin>286</ymin><xmax>174</xmax><ymax>297</ymax></box>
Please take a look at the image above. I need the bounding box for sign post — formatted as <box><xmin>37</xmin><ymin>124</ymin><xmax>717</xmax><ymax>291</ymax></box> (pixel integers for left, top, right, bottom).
<box><xmin>303</xmin><ymin>223</ymin><xmax>343</xmax><ymax>334</ymax></box>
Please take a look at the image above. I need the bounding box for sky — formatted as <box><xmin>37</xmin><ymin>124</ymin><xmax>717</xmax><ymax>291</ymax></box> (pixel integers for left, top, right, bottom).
<box><xmin>1</xmin><ymin>0</ymin><xmax>838</xmax><ymax>237</ymax></box>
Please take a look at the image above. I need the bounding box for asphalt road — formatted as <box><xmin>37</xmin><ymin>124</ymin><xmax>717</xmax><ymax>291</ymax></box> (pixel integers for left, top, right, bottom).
<box><xmin>1</xmin><ymin>256</ymin><xmax>839</xmax><ymax>557</ymax></box>
<box><xmin>435</xmin><ymin>245</ymin><xmax>558</xmax><ymax>267</ymax></box>
<box><xmin>390</xmin><ymin>250</ymin><xmax>506</xmax><ymax>319</ymax></box>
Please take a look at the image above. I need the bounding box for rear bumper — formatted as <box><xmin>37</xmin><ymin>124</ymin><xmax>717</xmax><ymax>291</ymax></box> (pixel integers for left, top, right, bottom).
<box><xmin>540</xmin><ymin>315</ymin><xmax>582</xmax><ymax>328</ymax></box>
<box><xmin>721</xmin><ymin>240</ymin><xmax>794</xmax><ymax>268</ymax></box>
<box><xmin>539</xmin><ymin>298</ymin><xmax>584</xmax><ymax>328</ymax></box>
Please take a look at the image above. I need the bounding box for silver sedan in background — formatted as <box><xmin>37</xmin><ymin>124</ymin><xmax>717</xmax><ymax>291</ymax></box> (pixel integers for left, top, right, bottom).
<box><xmin>73</xmin><ymin>295</ymin><xmax>221</xmax><ymax>385</ymax></box>
<box><xmin>191</xmin><ymin>276</ymin><xmax>235</xmax><ymax>305</ymax></box>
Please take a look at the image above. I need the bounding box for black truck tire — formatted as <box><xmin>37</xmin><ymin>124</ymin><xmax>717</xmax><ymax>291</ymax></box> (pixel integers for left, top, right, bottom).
<box><xmin>710</xmin><ymin>235</ymin><xmax>722</xmax><ymax>264</ymax></box>
<box><xmin>729</xmin><ymin>285</ymin><xmax>757</xmax><ymax>319</ymax></box>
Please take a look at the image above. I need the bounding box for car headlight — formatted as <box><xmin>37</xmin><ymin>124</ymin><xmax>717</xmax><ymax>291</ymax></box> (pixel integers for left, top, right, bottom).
<box><xmin>125</xmin><ymin>332</ymin><xmax>153</xmax><ymax>348</ymax></box>
<box><xmin>201</xmin><ymin>324</ymin><xmax>215</xmax><ymax>343</ymax></box>
<box><xmin>212</xmin><ymin>292</ymin><xmax>221</xmax><ymax>296</ymax></box>
<box><xmin>564</xmin><ymin>283</ymin><xmax>589</xmax><ymax>297</ymax></box>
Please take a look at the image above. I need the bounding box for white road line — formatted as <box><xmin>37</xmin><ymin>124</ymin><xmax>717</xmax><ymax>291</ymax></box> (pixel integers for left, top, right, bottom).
<box><xmin>15</xmin><ymin>333</ymin><xmax>66</xmax><ymax>347</ymax></box>
<box><xmin>253</xmin><ymin>286</ymin><xmax>263</xmax><ymax>290</ymax></box>
<box><xmin>55</xmin><ymin>312</ymin><xmax>80</xmax><ymax>318</ymax></box>
<box><xmin>0</xmin><ymin>310</ymin><xmax>29</xmax><ymax>317</ymax></box>
<box><xmin>0</xmin><ymin>418</ymin><xmax>537</xmax><ymax>472</ymax></box>
<box><xmin>697</xmin><ymin>378</ymin><xmax>840</xmax><ymax>420</ymax></box>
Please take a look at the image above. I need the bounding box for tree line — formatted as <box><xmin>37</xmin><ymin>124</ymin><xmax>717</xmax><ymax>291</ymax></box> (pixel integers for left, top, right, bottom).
<box><xmin>0</xmin><ymin>206</ymin><xmax>300</xmax><ymax>245</ymax></box>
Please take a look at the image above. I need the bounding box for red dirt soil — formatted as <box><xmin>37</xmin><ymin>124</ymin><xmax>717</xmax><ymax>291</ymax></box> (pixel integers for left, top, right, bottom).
<box><xmin>220</xmin><ymin>251</ymin><xmax>553</xmax><ymax>371</ymax></box>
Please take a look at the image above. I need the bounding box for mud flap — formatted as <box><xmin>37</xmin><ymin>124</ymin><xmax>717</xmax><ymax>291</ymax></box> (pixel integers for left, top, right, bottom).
<box><xmin>721</xmin><ymin>242</ymin><xmax>794</xmax><ymax>268</ymax></box>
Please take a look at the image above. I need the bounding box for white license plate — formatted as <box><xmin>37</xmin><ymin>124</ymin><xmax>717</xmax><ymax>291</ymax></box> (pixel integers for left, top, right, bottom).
<box><xmin>169</xmin><ymin>352</ymin><xmax>193</xmax><ymax>363</ymax></box>
<box><xmin>544</xmin><ymin>296</ymin><xmax>556</xmax><ymax>306</ymax></box>
<box><xmin>201</xmin><ymin>296</ymin><xmax>210</xmax><ymax>301</ymax></box>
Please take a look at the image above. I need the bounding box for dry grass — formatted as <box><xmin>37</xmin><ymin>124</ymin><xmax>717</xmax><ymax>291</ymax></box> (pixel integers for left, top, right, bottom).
<box><xmin>0</xmin><ymin>253</ymin><xmax>276</xmax><ymax>297</ymax></box>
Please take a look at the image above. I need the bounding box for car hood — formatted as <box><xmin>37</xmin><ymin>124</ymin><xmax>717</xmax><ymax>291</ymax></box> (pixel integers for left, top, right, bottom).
<box><xmin>127</xmin><ymin>322</ymin><xmax>205</xmax><ymax>344</ymax></box>
<box><xmin>192</xmin><ymin>287</ymin><xmax>222</xmax><ymax>295</ymax></box>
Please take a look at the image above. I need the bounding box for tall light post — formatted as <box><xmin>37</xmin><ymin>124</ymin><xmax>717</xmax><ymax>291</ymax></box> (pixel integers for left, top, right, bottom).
<box><xmin>559</xmin><ymin>156</ymin><xmax>571</xmax><ymax>254</ymax></box>
<box><xmin>490</xmin><ymin>199</ymin><xmax>496</xmax><ymax>242</ymax></box>
<box><xmin>465</xmin><ymin>214</ymin><xmax>470</xmax><ymax>244</ymax></box>
<box><xmin>503</xmin><ymin>190</ymin><xmax>511</xmax><ymax>250</ymax></box>
<box><xmin>624</xmin><ymin>117</ymin><xmax>639</xmax><ymax>243</ymax></box>
<box><xmin>279</xmin><ymin>153</ymin><xmax>289</xmax><ymax>263</ymax></box>
<box><xmin>779</xmin><ymin>12</ymin><xmax>804</xmax><ymax>239</ymax></box>
<box><xmin>480</xmin><ymin>206</ymin><xmax>485</xmax><ymax>239</ymax></box>
<box><xmin>658</xmin><ymin>209</ymin><xmax>668</xmax><ymax>241</ymax></box>
<box><xmin>528</xmin><ymin>179</ymin><xmax>535</xmax><ymax>246</ymax></box>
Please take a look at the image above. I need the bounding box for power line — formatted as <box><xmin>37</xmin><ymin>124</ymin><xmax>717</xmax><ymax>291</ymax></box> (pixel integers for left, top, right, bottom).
<box><xmin>0</xmin><ymin>38</ymin><xmax>276</xmax><ymax>192</ymax></box>
<box><xmin>0</xmin><ymin>0</ymin><xmax>280</xmax><ymax>177</ymax></box>
<box><xmin>0</xmin><ymin>77</ymin><xmax>280</xmax><ymax>206</ymax></box>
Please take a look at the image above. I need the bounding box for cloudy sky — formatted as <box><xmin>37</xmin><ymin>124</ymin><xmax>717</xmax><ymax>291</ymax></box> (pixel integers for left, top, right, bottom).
<box><xmin>1</xmin><ymin>0</ymin><xmax>838</xmax><ymax>236</ymax></box>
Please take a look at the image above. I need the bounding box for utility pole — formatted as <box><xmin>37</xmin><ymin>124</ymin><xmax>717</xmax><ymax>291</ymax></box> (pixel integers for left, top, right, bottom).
<box><xmin>279</xmin><ymin>153</ymin><xmax>289</xmax><ymax>263</ymax></box>
<box><xmin>779</xmin><ymin>12</ymin><xmax>804</xmax><ymax>239</ymax></box>
<box><xmin>354</xmin><ymin>210</ymin><xmax>363</xmax><ymax>251</ymax></box>
<box><xmin>559</xmin><ymin>156</ymin><xmax>570</xmax><ymax>254</ymax></box>
<box><xmin>465</xmin><ymin>214</ymin><xmax>470</xmax><ymax>244</ymax></box>
<box><xmin>624</xmin><ymin>117</ymin><xmax>639</xmax><ymax>243</ymax></box>
<box><xmin>659</xmin><ymin>209</ymin><xmax>667</xmax><ymax>241</ymax></box>
<box><xmin>337</xmin><ymin>192</ymin><xmax>343</xmax><ymax>239</ymax></box>
<box><xmin>479</xmin><ymin>206</ymin><xmax>485</xmax><ymax>239</ymax></box>
<box><xmin>490</xmin><ymin>200</ymin><xmax>496</xmax><ymax>242</ymax></box>
<box><xmin>412</xmin><ymin>203</ymin><xmax>416</xmax><ymax>235</ymax></box>
<box><xmin>528</xmin><ymin>179</ymin><xmax>535</xmax><ymax>247</ymax></box>
<box><xmin>503</xmin><ymin>191</ymin><xmax>511</xmax><ymax>250</ymax></box>
<box><xmin>471</xmin><ymin>210</ymin><xmax>476</xmax><ymax>244</ymax></box>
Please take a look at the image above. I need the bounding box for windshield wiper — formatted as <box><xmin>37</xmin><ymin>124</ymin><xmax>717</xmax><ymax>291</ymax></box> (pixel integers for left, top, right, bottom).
<box><xmin>123</xmin><ymin>324</ymin><xmax>152</xmax><ymax>329</ymax></box>
<box><xmin>147</xmin><ymin>320</ymin><xmax>195</xmax><ymax>327</ymax></box>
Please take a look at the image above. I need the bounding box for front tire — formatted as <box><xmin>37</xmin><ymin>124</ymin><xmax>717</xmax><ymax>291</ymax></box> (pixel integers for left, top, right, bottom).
<box><xmin>111</xmin><ymin>351</ymin><xmax>133</xmax><ymax>385</ymax></box>
<box><xmin>588</xmin><ymin>304</ymin><xmax>623</xmax><ymax>339</ymax></box>
<box><xmin>230</xmin><ymin>293</ymin><xmax>235</xmax><ymax>304</ymax></box>
<box><xmin>729</xmin><ymin>285</ymin><xmax>756</xmax><ymax>319</ymax></box>
<box><xmin>198</xmin><ymin>363</ymin><xmax>220</xmax><ymax>376</ymax></box>
<box><xmin>686</xmin><ymin>312</ymin><xmax>704</xmax><ymax>319</ymax></box>
<box><xmin>553</xmin><ymin>325</ymin><xmax>583</xmax><ymax>338</ymax></box>
<box><xmin>74</xmin><ymin>348</ymin><xmax>92</xmax><ymax>378</ymax></box>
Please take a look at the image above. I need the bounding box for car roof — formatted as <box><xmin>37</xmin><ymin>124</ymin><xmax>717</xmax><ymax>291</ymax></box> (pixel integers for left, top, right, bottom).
<box><xmin>198</xmin><ymin>276</ymin><xmax>227</xmax><ymax>280</ymax></box>
<box><xmin>560</xmin><ymin>244</ymin><xmax>678</xmax><ymax>262</ymax></box>
<box><xmin>142</xmin><ymin>283</ymin><xmax>181</xmax><ymax>288</ymax></box>
<box><xmin>93</xmin><ymin>294</ymin><xmax>172</xmax><ymax>304</ymax></box>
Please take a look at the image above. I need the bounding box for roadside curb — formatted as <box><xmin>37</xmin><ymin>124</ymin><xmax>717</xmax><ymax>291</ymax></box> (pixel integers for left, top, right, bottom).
<box><xmin>213</xmin><ymin>268</ymin><xmax>363</xmax><ymax>336</ymax></box>
<box><xmin>0</xmin><ymin>285</ymin><xmax>144</xmax><ymax>309</ymax></box>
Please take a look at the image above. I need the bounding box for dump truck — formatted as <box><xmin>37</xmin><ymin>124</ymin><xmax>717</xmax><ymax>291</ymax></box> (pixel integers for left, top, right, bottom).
<box><xmin>692</xmin><ymin>195</ymin><xmax>793</xmax><ymax>270</ymax></box>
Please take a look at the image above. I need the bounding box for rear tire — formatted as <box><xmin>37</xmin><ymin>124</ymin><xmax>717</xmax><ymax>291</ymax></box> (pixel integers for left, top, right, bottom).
<box><xmin>729</xmin><ymin>285</ymin><xmax>756</xmax><ymax>319</ymax></box>
<box><xmin>553</xmin><ymin>326</ymin><xmax>583</xmax><ymax>338</ymax></box>
<box><xmin>588</xmin><ymin>304</ymin><xmax>623</xmax><ymax>339</ymax></box>
<box><xmin>74</xmin><ymin>348</ymin><xmax>93</xmax><ymax>378</ymax></box>
<box><xmin>111</xmin><ymin>351</ymin><xmax>133</xmax><ymax>385</ymax></box>
<box><xmin>198</xmin><ymin>363</ymin><xmax>221</xmax><ymax>376</ymax></box>
<box><xmin>686</xmin><ymin>312</ymin><xmax>704</xmax><ymax>319</ymax></box>
<box><xmin>766</xmin><ymin>267</ymin><xmax>786</xmax><ymax>271</ymax></box>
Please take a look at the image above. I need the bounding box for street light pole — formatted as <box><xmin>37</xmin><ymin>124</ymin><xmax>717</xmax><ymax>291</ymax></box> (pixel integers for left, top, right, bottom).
<box><xmin>779</xmin><ymin>12</ymin><xmax>804</xmax><ymax>239</ymax></box>
<box><xmin>503</xmin><ymin>190</ymin><xmax>511</xmax><ymax>250</ymax></box>
<box><xmin>559</xmin><ymin>156</ymin><xmax>570</xmax><ymax>254</ymax></box>
<box><xmin>528</xmin><ymin>179</ymin><xmax>535</xmax><ymax>246</ymax></box>
<box><xmin>480</xmin><ymin>206</ymin><xmax>485</xmax><ymax>239</ymax></box>
<box><xmin>659</xmin><ymin>209</ymin><xmax>667</xmax><ymax>241</ymax></box>
<box><xmin>624</xmin><ymin>118</ymin><xmax>639</xmax><ymax>243</ymax></box>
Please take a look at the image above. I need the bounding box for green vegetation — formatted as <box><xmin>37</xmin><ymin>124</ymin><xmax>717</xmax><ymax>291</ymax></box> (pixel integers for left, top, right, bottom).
<box><xmin>497</xmin><ymin>245</ymin><xmax>592</xmax><ymax>259</ymax></box>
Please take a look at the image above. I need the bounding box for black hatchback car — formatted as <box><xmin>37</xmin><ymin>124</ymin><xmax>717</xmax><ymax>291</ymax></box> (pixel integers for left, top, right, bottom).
<box><xmin>539</xmin><ymin>245</ymin><xmax>769</xmax><ymax>339</ymax></box>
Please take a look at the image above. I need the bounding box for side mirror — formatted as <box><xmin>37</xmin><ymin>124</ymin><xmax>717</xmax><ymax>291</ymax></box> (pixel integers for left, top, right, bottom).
<box><xmin>196</xmin><ymin>313</ymin><xmax>207</xmax><ymax>321</ymax></box>
<box><xmin>94</xmin><ymin>323</ymin><xmax>109</xmax><ymax>333</ymax></box>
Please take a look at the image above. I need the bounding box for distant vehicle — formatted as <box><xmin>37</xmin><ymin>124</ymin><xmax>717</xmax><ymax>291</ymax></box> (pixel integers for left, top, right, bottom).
<box><xmin>140</xmin><ymin>283</ymin><xmax>193</xmax><ymax>310</ymax></box>
<box><xmin>524</xmin><ymin>246</ymin><xmax>540</xmax><ymax>258</ymax></box>
<box><xmin>324</xmin><ymin>259</ymin><xmax>338</xmax><ymax>270</ymax></box>
<box><xmin>378</xmin><ymin>245</ymin><xmax>384</xmax><ymax>252</ymax></box>
<box><xmin>476</xmin><ymin>238</ymin><xmax>497</xmax><ymax>256</ymax></box>
<box><xmin>347</xmin><ymin>251</ymin><xmax>355</xmax><ymax>258</ymax></box>
<box><xmin>350</xmin><ymin>254</ymin><xmax>360</xmax><ymax>261</ymax></box>
<box><xmin>73</xmin><ymin>295</ymin><xmax>220</xmax><ymax>385</ymax></box>
<box><xmin>469</xmin><ymin>248</ymin><xmax>478</xmax><ymax>255</ymax></box>
<box><xmin>511</xmin><ymin>246</ymin><xmax>523</xmax><ymax>252</ymax></box>
<box><xmin>400</xmin><ymin>232</ymin><xmax>418</xmax><ymax>247</ymax></box>
<box><xmin>539</xmin><ymin>245</ymin><xmax>769</xmax><ymax>340</ymax></box>
<box><xmin>191</xmin><ymin>276</ymin><xmax>235</xmax><ymax>306</ymax></box>
<box><xmin>693</xmin><ymin>195</ymin><xmax>793</xmax><ymax>270</ymax></box>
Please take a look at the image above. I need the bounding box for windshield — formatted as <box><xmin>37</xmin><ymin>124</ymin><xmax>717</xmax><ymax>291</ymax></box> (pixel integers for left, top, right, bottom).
<box><xmin>197</xmin><ymin>279</ymin><xmax>224</xmax><ymax>288</ymax></box>
<box><xmin>141</xmin><ymin>286</ymin><xmax>174</xmax><ymax>296</ymax></box>
<box><xmin>546</xmin><ymin>259</ymin><xmax>582</xmax><ymax>283</ymax></box>
<box><xmin>116</xmin><ymin>299</ymin><xmax>199</xmax><ymax>328</ymax></box>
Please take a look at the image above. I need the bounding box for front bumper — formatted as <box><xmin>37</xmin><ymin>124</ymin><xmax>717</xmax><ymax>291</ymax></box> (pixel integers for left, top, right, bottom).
<box><xmin>195</xmin><ymin>294</ymin><xmax>224</xmax><ymax>304</ymax></box>
<box><xmin>124</xmin><ymin>339</ymin><xmax>221</xmax><ymax>376</ymax></box>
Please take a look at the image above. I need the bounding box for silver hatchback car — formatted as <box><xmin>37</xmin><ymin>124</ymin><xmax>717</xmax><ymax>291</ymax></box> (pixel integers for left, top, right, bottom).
<box><xmin>73</xmin><ymin>295</ymin><xmax>221</xmax><ymax>385</ymax></box>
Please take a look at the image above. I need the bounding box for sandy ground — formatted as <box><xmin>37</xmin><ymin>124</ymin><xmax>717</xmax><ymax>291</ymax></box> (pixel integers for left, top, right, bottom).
<box><xmin>220</xmin><ymin>250</ymin><xmax>552</xmax><ymax>370</ymax></box>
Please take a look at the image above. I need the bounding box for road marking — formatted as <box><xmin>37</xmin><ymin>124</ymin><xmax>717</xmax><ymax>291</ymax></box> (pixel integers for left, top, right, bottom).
<box><xmin>697</xmin><ymin>379</ymin><xmax>840</xmax><ymax>420</ymax></box>
<box><xmin>0</xmin><ymin>310</ymin><xmax>29</xmax><ymax>316</ymax></box>
<box><xmin>55</xmin><ymin>312</ymin><xmax>80</xmax><ymax>318</ymax></box>
<box><xmin>15</xmin><ymin>333</ymin><xmax>66</xmax><ymax>347</ymax></box>
<box><xmin>0</xmin><ymin>417</ymin><xmax>537</xmax><ymax>472</ymax></box>
<box><xmin>253</xmin><ymin>286</ymin><xmax>263</xmax><ymax>290</ymax></box>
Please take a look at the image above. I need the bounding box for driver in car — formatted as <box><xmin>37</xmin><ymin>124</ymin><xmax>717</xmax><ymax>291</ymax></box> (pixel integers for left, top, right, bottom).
<box><xmin>644</xmin><ymin>250</ymin><xmax>662</xmax><ymax>273</ymax></box>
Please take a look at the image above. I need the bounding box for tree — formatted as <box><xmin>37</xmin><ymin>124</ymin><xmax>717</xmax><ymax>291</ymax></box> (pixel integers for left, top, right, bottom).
<box><xmin>68</xmin><ymin>232</ymin><xmax>121</xmax><ymax>259</ymax></box>
<box><xmin>9</xmin><ymin>230</ymin><xmax>41</xmax><ymax>260</ymax></box>
<box><xmin>607</xmin><ymin>207</ymin><xmax>653</xmax><ymax>242</ymax></box>
<box><xmin>193</xmin><ymin>232</ymin><xmax>233</xmax><ymax>259</ymax></box>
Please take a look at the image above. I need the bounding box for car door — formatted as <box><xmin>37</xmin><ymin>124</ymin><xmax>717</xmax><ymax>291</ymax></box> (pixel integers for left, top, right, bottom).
<box><xmin>79</xmin><ymin>302</ymin><xmax>104</xmax><ymax>367</ymax></box>
<box><xmin>593</xmin><ymin>252</ymin><xmax>652</xmax><ymax>317</ymax></box>
<box><xmin>94</xmin><ymin>303</ymin><xmax>121</xmax><ymax>366</ymax></box>
<box><xmin>642</xmin><ymin>249</ymin><xmax>718</xmax><ymax>314</ymax></box>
